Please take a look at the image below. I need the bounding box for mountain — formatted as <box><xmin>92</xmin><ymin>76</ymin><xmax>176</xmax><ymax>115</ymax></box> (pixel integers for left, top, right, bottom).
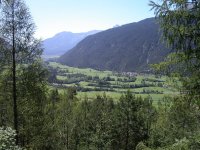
<box><xmin>58</xmin><ymin>18</ymin><xmax>172</xmax><ymax>72</ymax></box>
<box><xmin>42</xmin><ymin>30</ymin><xmax>100</xmax><ymax>57</ymax></box>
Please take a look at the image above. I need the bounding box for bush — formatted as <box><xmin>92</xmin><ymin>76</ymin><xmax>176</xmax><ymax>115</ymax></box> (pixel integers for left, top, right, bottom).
<box><xmin>136</xmin><ymin>142</ymin><xmax>151</xmax><ymax>150</ymax></box>
<box><xmin>0</xmin><ymin>127</ymin><xmax>23</xmax><ymax>150</ymax></box>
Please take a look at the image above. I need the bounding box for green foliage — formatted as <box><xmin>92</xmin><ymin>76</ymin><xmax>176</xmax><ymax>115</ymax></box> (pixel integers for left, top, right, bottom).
<box><xmin>146</xmin><ymin>2</ymin><xmax>200</xmax><ymax>149</ymax></box>
<box><xmin>0</xmin><ymin>127</ymin><xmax>23</xmax><ymax>150</ymax></box>
<box><xmin>34</xmin><ymin>89</ymin><xmax>156</xmax><ymax>149</ymax></box>
<box><xmin>0</xmin><ymin>0</ymin><xmax>46</xmax><ymax>147</ymax></box>
<box><xmin>136</xmin><ymin>142</ymin><xmax>151</xmax><ymax>150</ymax></box>
<box><xmin>168</xmin><ymin>96</ymin><xmax>199</xmax><ymax>139</ymax></box>
<box><xmin>138</xmin><ymin>95</ymin><xmax>200</xmax><ymax>149</ymax></box>
<box><xmin>150</xmin><ymin>0</ymin><xmax>200</xmax><ymax>96</ymax></box>
<box><xmin>108</xmin><ymin>91</ymin><xmax>156</xmax><ymax>149</ymax></box>
<box><xmin>16</xmin><ymin>62</ymin><xmax>49</xmax><ymax>149</ymax></box>
<box><xmin>137</xmin><ymin>138</ymin><xmax>192</xmax><ymax>150</ymax></box>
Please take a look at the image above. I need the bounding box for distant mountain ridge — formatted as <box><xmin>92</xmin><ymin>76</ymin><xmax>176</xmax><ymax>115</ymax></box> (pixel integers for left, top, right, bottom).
<box><xmin>42</xmin><ymin>30</ymin><xmax>100</xmax><ymax>57</ymax></box>
<box><xmin>58</xmin><ymin>18</ymin><xmax>171</xmax><ymax>72</ymax></box>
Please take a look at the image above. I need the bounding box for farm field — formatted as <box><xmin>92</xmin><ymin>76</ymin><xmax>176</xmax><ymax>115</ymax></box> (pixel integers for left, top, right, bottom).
<box><xmin>47</xmin><ymin>62</ymin><xmax>179</xmax><ymax>103</ymax></box>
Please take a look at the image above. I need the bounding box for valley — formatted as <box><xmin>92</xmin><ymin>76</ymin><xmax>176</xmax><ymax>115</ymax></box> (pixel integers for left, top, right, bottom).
<box><xmin>1</xmin><ymin>0</ymin><xmax>199</xmax><ymax>149</ymax></box>
<box><xmin>47</xmin><ymin>62</ymin><xmax>179</xmax><ymax>104</ymax></box>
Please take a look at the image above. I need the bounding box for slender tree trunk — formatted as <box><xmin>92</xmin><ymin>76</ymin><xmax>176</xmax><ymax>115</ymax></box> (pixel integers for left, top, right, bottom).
<box><xmin>67</xmin><ymin>125</ymin><xmax>69</xmax><ymax>149</ymax></box>
<box><xmin>125</xmin><ymin>106</ymin><xmax>129</xmax><ymax>150</ymax></box>
<box><xmin>125</xmin><ymin>118</ymin><xmax>129</xmax><ymax>150</ymax></box>
<box><xmin>12</xmin><ymin>22</ymin><xmax>18</xmax><ymax>145</ymax></box>
<box><xmin>52</xmin><ymin>98</ymin><xmax>55</xmax><ymax>125</ymax></box>
<box><xmin>12</xmin><ymin>1</ymin><xmax>19</xmax><ymax>144</ymax></box>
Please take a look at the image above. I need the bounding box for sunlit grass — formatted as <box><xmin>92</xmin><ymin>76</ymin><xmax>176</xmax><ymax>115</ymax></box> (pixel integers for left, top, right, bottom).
<box><xmin>48</xmin><ymin>62</ymin><xmax>180</xmax><ymax>104</ymax></box>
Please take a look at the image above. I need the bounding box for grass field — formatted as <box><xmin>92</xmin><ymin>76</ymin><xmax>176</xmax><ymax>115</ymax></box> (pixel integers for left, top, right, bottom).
<box><xmin>48</xmin><ymin>62</ymin><xmax>179</xmax><ymax>103</ymax></box>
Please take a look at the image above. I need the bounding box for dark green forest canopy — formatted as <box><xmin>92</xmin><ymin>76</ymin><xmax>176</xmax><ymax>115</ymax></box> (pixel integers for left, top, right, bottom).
<box><xmin>150</xmin><ymin>0</ymin><xmax>200</xmax><ymax>95</ymax></box>
<box><xmin>139</xmin><ymin>0</ymin><xmax>200</xmax><ymax>149</ymax></box>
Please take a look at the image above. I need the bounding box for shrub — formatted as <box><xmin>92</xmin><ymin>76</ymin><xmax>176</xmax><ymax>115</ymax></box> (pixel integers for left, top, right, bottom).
<box><xmin>0</xmin><ymin>127</ymin><xmax>23</xmax><ymax>150</ymax></box>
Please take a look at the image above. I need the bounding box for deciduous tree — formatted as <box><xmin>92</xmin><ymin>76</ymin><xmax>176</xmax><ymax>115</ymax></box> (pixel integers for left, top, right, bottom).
<box><xmin>0</xmin><ymin>0</ymin><xmax>43</xmax><ymax>144</ymax></box>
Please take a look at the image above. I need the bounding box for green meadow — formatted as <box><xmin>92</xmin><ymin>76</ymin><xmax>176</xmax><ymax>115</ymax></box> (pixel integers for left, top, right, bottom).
<box><xmin>48</xmin><ymin>62</ymin><xmax>179</xmax><ymax>103</ymax></box>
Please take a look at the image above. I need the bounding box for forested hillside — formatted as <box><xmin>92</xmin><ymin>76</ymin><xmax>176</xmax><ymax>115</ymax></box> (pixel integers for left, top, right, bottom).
<box><xmin>58</xmin><ymin>18</ymin><xmax>171</xmax><ymax>72</ymax></box>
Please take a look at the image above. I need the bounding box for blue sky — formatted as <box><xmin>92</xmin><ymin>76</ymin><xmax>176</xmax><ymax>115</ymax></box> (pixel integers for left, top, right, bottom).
<box><xmin>26</xmin><ymin>0</ymin><xmax>155</xmax><ymax>39</ymax></box>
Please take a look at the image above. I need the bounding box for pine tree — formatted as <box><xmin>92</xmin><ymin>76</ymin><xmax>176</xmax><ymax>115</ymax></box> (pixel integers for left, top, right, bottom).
<box><xmin>149</xmin><ymin>0</ymin><xmax>200</xmax><ymax>96</ymax></box>
<box><xmin>115</xmin><ymin>91</ymin><xmax>148</xmax><ymax>149</ymax></box>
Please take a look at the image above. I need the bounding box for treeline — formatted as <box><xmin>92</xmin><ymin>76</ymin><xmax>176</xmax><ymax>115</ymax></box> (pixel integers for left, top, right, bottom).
<box><xmin>46</xmin><ymin>90</ymin><xmax>200</xmax><ymax>150</ymax></box>
<box><xmin>2</xmin><ymin>82</ymin><xmax>200</xmax><ymax>149</ymax></box>
<box><xmin>0</xmin><ymin>84</ymin><xmax>156</xmax><ymax>149</ymax></box>
<box><xmin>44</xmin><ymin>89</ymin><xmax>155</xmax><ymax>149</ymax></box>
<box><xmin>1</xmin><ymin>86</ymin><xmax>200</xmax><ymax>149</ymax></box>
<box><xmin>48</xmin><ymin>65</ymin><xmax>137</xmax><ymax>85</ymax></box>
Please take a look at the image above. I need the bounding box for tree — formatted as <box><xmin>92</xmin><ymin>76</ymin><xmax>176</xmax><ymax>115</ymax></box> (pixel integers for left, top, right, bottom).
<box><xmin>142</xmin><ymin>1</ymin><xmax>200</xmax><ymax>149</ymax></box>
<box><xmin>75</xmin><ymin>95</ymin><xmax>92</xmax><ymax>149</ymax></box>
<box><xmin>149</xmin><ymin>0</ymin><xmax>200</xmax><ymax>96</ymax></box>
<box><xmin>114</xmin><ymin>91</ymin><xmax>148</xmax><ymax>149</ymax></box>
<box><xmin>0</xmin><ymin>127</ymin><xmax>23</xmax><ymax>150</ymax></box>
<box><xmin>17</xmin><ymin>61</ymin><xmax>48</xmax><ymax>148</ymax></box>
<box><xmin>0</xmin><ymin>0</ymin><xmax>43</xmax><ymax>144</ymax></box>
<box><xmin>89</xmin><ymin>94</ymin><xmax>115</xmax><ymax>149</ymax></box>
<box><xmin>41</xmin><ymin>89</ymin><xmax>61</xmax><ymax>149</ymax></box>
<box><xmin>56</xmin><ymin>88</ymin><xmax>78</xmax><ymax>149</ymax></box>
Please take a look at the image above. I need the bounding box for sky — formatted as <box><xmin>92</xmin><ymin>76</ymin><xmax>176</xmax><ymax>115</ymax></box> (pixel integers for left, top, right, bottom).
<box><xmin>25</xmin><ymin>0</ymin><xmax>155</xmax><ymax>39</ymax></box>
